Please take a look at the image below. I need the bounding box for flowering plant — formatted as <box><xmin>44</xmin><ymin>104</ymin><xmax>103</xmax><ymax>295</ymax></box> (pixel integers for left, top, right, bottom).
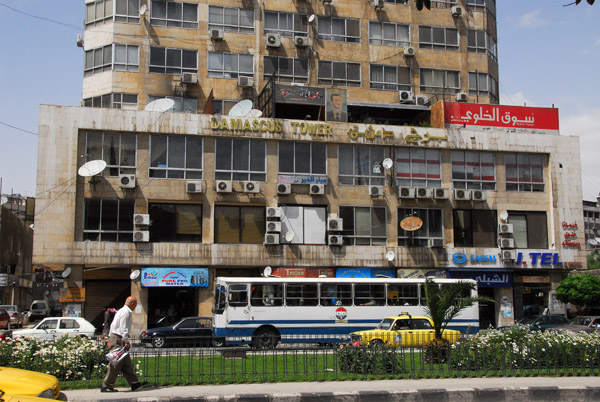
<box><xmin>337</xmin><ymin>341</ymin><xmax>405</xmax><ymax>374</ymax></box>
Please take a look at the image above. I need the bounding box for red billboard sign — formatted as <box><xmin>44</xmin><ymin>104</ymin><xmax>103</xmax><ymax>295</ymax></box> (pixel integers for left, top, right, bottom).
<box><xmin>444</xmin><ymin>102</ymin><xmax>559</xmax><ymax>130</ymax></box>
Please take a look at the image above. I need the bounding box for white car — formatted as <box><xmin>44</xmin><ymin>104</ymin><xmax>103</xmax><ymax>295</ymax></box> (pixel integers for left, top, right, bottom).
<box><xmin>13</xmin><ymin>317</ymin><xmax>96</xmax><ymax>340</ymax></box>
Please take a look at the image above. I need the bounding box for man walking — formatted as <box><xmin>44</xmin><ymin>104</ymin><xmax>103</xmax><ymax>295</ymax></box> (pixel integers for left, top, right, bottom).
<box><xmin>101</xmin><ymin>296</ymin><xmax>147</xmax><ymax>392</ymax></box>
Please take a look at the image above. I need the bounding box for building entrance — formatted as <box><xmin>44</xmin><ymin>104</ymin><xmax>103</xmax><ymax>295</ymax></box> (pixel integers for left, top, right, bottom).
<box><xmin>478</xmin><ymin>287</ymin><xmax>496</xmax><ymax>329</ymax></box>
<box><xmin>147</xmin><ymin>288</ymin><xmax>197</xmax><ymax>328</ymax></box>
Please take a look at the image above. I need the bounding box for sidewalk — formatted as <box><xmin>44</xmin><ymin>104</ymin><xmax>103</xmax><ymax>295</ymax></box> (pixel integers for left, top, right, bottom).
<box><xmin>64</xmin><ymin>376</ymin><xmax>600</xmax><ymax>401</ymax></box>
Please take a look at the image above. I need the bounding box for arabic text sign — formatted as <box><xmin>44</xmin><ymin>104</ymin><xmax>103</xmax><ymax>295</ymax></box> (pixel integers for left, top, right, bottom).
<box><xmin>141</xmin><ymin>267</ymin><xmax>209</xmax><ymax>287</ymax></box>
<box><xmin>275</xmin><ymin>85</ymin><xmax>325</xmax><ymax>106</ymax></box>
<box><xmin>444</xmin><ymin>102</ymin><xmax>559</xmax><ymax>130</ymax></box>
<box><xmin>449</xmin><ymin>270</ymin><xmax>512</xmax><ymax>288</ymax></box>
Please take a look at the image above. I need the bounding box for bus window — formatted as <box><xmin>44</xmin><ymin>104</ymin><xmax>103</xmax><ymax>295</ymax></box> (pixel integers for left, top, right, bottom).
<box><xmin>355</xmin><ymin>284</ymin><xmax>386</xmax><ymax>306</ymax></box>
<box><xmin>320</xmin><ymin>284</ymin><xmax>352</xmax><ymax>306</ymax></box>
<box><xmin>228</xmin><ymin>284</ymin><xmax>248</xmax><ymax>307</ymax></box>
<box><xmin>388</xmin><ymin>284</ymin><xmax>418</xmax><ymax>306</ymax></box>
<box><xmin>251</xmin><ymin>284</ymin><xmax>283</xmax><ymax>306</ymax></box>
<box><xmin>214</xmin><ymin>285</ymin><xmax>226</xmax><ymax>314</ymax></box>
<box><xmin>285</xmin><ymin>284</ymin><xmax>318</xmax><ymax>306</ymax></box>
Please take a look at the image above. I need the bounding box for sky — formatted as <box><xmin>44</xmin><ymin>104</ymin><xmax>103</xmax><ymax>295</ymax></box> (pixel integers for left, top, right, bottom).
<box><xmin>0</xmin><ymin>1</ymin><xmax>599</xmax><ymax>200</ymax></box>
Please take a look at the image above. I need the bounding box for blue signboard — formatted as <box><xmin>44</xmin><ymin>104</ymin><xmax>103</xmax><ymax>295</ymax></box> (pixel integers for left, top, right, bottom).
<box><xmin>448</xmin><ymin>270</ymin><xmax>512</xmax><ymax>288</ymax></box>
<box><xmin>336</xmin><ymin>268</ymin><xmax>397</xmax><ymax>278</ymax></box>
<box><xmin>141</xmin><ymin>268</ymin><xmax>209</xmax><ymax>287</ymax></box>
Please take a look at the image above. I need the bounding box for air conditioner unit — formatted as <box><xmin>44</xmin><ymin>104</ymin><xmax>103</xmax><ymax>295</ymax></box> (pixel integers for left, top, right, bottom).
<box><xmin>210</xmin><ymin>28</ymin><xmax>224</xmax><ymax>40</ymax></box>
<box><xmin>501</xmin><ymin>249</ymin><xmax>517</xmax><ymax>261</ymax></box>
<box><xmin>433</xmin><ymin>188</ymin><xmax>449</xmax><ymax>200</ymax></box>
<box><xmin>403</xmin><ymin>46</ymin><xmax>415</xmax><ymax>57</ymax></box>
<box><xmin>453</xmin><ymin>189</ymin><xmax>471</xmax><ymax>201</ymax></box>
<box><xmin>119</xmin><ymin>174</ymin><xmax>136</xmax><ymax>189</ymax></box>
<box><xmin>399</xmin><ymin>90</ymin><xmax>414</xmax><ymax>104</ymax></box>
<box><xmin>310</xmin><ymin>184</ymin><xmax>325</xmax><ymax>195</ymax></box>
<box><xmin>181</xmin><ymin>73</ymin><xmax>198</xmax><ymax>84</ymax></box>
<box><xmin>238</xmin><ymin>76</ymin><xmax>254</xmax><ymax>87</ymax></box>
<box><xmin>327</xmin><ymin>218</ymin><xmax>343</xmax><ymax>231</ymax></box>
<box><xmin>266</xmin><ymin>33</ymin><xmax>282</xmax><ymax>48</ymax></box>
<box><xmin>498</xmin><ymin>223</ymin><xmax>514</xmax><ymax>235</ymax></box>
<box><xmin>133</xmin><ymin>230</ymin><xmax>149</xmax><ymax>242</ymax></box>
<box><xmin>328</xmin><ymin>234</ymin><xmax>343</xmax><ymax>246</ymax></box>
<box><xmin>415</xmin><ymin>187</ymin><xmax>433</xmax><ymax>199</ymax></box>
<box><xmin>266</xmin><ymin>207</ymin><xmax>282</xmax><ymax>219</ymax></box>
<box><xmin>267</xmin><ymin>221</ymin><xmax>282</xmax><ymax>232</ymax></box>
<box><xmin>186</xmin><ymin>181</ymin><xmax>204</xmax><ymax>193</ymax></box>
<box><xmin>294</xmin><ymin>36</ymin><xmax>308</xmax><ymax>47</ymax></box>
<box><xmin>216</xmin><ymin>180</ymin><xmax>232</xmax><ymax>193</ymax></box>
<box><xmin>398</xmin><ymin>186</ymin><xmax>416</xmax><ymax>199</ymax></box>
<box><xmin>369</xmin><ymin>186</ymin><xmax>384</xmax><ymax>197</ymax></box>
<box><xmin>277</xmin><ymin>183</ymin><xmax>291</xmax><ymax>194</ymax></box>
<box><xmin>451</xmin><ymin>5</ymin><xmax>463</xmax><ymax>16</ymax></box>
<box><xmin>243</xmin><ymin>181</ymin><xmax>260</xmax><ymax>193</ymax></box>
<box><xmin>428</xmin><ymin>238</ymin><xmax>444</xmax><ymax>248</ymax></box>
<box><xmin>498</xmin><ymin>238</ymin><xmax>515</xmax><ymax>249</ymax></box>
<box><xmin>372</xmin><ymin>0</ymin><xmax>384</xmax><ymax>9</ymax></box>
<box><xmin>455</xmin><ymin>92</ymin><xmax>468</xmax><ymax>102</ymax></box>
<box><xmin>133</xmin><ymin>214</ymin><xmax>150</xmax><ymax>226</ymax></box>
<box><xmin>264</xmin><ymin>233</ymin><xmax>280</xmax><ymax>245</ymax></box>
<box><xmin>416</xmin><ymin>96</ymin><xmax>429</xmax><ymax>106</ymax></box>
<box><xmin>76</xmin><ymin>34</ymin><xmax>84</xmax><ymax>47</ymax></box>
<box><xmin>472</xmin><ymin>190</ymin><xmax>487</xmax><ymax>201</ymax></box>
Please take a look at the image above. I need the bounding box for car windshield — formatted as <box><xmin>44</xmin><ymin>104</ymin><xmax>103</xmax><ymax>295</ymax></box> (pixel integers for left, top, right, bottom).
<box><xmin>0</xmin><ymin>306</ymin><xmax>15</xmax><ymax>312</ymax></box>
<box><xmin>376</xmin><ymin>318</ymin><xmax>395</xmax><ymax>330</ymax></box>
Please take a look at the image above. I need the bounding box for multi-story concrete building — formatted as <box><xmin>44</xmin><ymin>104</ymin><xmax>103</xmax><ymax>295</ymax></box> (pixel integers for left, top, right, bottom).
<box><xmin>33</xmin><ymin>0</ymin><xmax>585</xmax><ymax>333</ymax></box>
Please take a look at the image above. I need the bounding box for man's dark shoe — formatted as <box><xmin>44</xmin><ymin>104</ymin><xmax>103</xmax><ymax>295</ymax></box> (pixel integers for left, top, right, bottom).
<box><xmin>131</xmin><ymin>381</ymin><xmax>148</xmax><ymax>391</ymax></box>
<box><xmin>100</xmin><ymin>387</ymin><xmax>118</xmax><ymax>393</ymax></box>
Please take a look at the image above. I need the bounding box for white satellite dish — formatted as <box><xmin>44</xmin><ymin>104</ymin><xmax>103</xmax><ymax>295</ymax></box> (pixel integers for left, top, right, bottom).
<box><xmin>385</xmin><ymin>250</ymin><xmax>396</xmax><ymax>262</ymax></box>
<box><xmin>61</xmin><ymin>267</ymin><xmax>72</xmax><ymax>278</ymax></box>
<box><xmin>246</xmin><ymin>109</ymin><xmax>263</xmax><ymax>118</ymax></box>
<box><xmin>308</xmin><ymin>14</ymin><xmax>316</xmax><ymax>23</ymax></box>
<box><xmin>284</xmin><ymin>231</ymin><xmax>295</xmax><ymax>242</ymax></box>
<box><xmin>139</xmin><ymin>4</ymin><xmax>147</xmax><ymax>16</ymax></box>
<box><xmin>499</xmin><ymin>211</ymin><xmax>509</xmax><ymax>222</ymax></box>
<box><xmin>145</xmin><ymin>98</ymin><xmax>175</xmax><ymax>112</ymax></box>
<box><xmin>78</xmin><ymin>160</ymin><xmax>107</xmax><ymax>177</ymax></box>
<box><xmin>0</xmin><ymin>195</ymin><xmax>8</xmax><ymax>205</ymax></box>
<box><xmin>130</xmin><ymin>270</ymin><xmax>141</xmax><ymax>280</ymax></box>
<box><xmin>228</xmin><ymin>100</ymin><xmax>253</xmax><ymax>117</ymax></box>
<box><xmin>382</xmin><ymin>158</ymin><xmax>393</xmax><ymax>170</ymax></box>
<box><xmin>264</xmin><ymin>266</ymin><xmax>272</xmax><ymax>277</ymax></box>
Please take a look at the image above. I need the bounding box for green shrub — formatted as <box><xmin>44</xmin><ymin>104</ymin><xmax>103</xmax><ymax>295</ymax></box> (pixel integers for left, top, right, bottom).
<box><xmin>337</xmin><ymin>341</ymin><xmax>405</xmax><ymax>374</ymax></box>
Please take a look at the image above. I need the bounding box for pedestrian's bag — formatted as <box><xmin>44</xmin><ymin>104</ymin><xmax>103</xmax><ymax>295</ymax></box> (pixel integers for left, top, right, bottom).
<box><xmin>106</xmin><ymin>346</ymin><xmax>129</xmax><ymax>367</ymax></box>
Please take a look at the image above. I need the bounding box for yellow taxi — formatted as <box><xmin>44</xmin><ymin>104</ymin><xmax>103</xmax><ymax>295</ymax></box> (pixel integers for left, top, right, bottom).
<box><xmin>0</xmin><ymin>390</ymin><xmax>64</xmax><ymax>402</ymax></box>
<box><xmin>0</xmin><ymin>367</ymin><xmax>66</xmax><ymax>400</ymax></box>
<box><xmin>349</xmin><ymin>313</ymin><xmax>461</xmax><ymax>347</ymax></box>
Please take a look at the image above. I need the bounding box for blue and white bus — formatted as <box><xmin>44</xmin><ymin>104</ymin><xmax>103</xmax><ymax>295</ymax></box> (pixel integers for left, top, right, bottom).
<box><xmin>212</xmin><ymin>276</ymin><xmax>480</xmax><ymax>348</ymax></box>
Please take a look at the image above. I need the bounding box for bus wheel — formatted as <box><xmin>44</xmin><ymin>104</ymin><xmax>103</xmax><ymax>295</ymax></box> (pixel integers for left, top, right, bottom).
<box><xmin>252</xmin><ymin>328</ymin><xmax>278</xmax><ymax>349</ymax></box>
<box><xmin>212</xmin><ymin>338</ymin><xmax>225</xmax><ymax>347</ymax></box>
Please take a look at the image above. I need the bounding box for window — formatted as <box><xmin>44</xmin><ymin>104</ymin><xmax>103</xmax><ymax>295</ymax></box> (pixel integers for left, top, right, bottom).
<box><xmin>85</xmin><ymin>0</ymin><xmax>113</xmax><ymax>25</ymax></box>
<box><xmin>339</xmin><ymin>206</ymin><xmax>387</xmax><ymax>245</ymax></box>
<box><xmin>394</xmin><ymin>148</ymin><xmax>441</xmax><ymax>187</ymax></box>
<box><xmin>451</xmin><ymin>150</ymin><xmax>495</xmax><ymax>190</ymax></box>
<box><xmin>398</xmin><ymin>208</ymin><xmax>443</xmax><ymax>247</ymax></box>
<box><xmin>285</xmin><ymin>283</ymin><xmax>319</xmax><ymax>306</ymax></box>
<box><xmin>264</xmin><ymin>56</ymin><xmax>309</xmax><ymax>83</ymax></box>
<box><xmin>369</xmin><ymin>21</ymin><xmax>410</xmax><ymax>47</ymax></box>
<box><xmin>317</xmin><ymin>17</ymin><xmax>360</xmax><ymax>43</ymax></box>
<box><xmin>149</xmin><ymin>203</ymin><xmax>202</xmax><ymax>242</ymax></box>
<box><xmin>430</xmin><ymin>0</ymin><xmax>458</xmax><ymax>8</ymax></box>
<box><xmin>251</xmin><ymin>284</ymin><xmax>283</xmax><ymax>306</ymax></box>
<box><xmin>467</xmin><ymin>0</ymin><xmax>496</xmax><ymax>16</ymax></box>
<box><xmin>280</xmin><ymin>206</ymin><xmax>327</xmax><ymax>245</ymax></box>
<box><xmin>83</xmin><ymin>198</ymin><xmax>135</xmax><ymax>242</ymax></box>
<box><xmin>84</xmin><ymin>93</ymin><xmax>138</xmax><ymax>110</ymax></box>
<box><xmin>85</xmin><ymin>131</ymin><xmax>136</xmax><ymax>176</ymax></box>
<box><xmin>214</xmin><ymin>205</ymin><xmax>265</xmax><ymax>243</ymax></box>
<box><xmin>318</xmin><ymin>61</ymin><xmax>361</xmax><ymax>87</ymax></box>
<box><xmin>453</xmin><ymin>209</ymin><xmax>497</xmax><ymax>247</ymax></box>
<box><xmin>419</xmin><ymin>26</ymin><xmax>459</xmax><ymax>51</ymax></box>
<box><xmin>207</xmin><ymin>52</ymin><xmax>253</xmax><ymax>79</ymax></box>
<box><xmin>208</xmin><ymin>6</ymin><xmax>254</xmax><ymax>33</ymax></box>
<box><xmin>467</xmin><ymin>30</ymin><xmax>497</xmax><ymax>60</ymax></box>
<box><xmin>114</xmin><ymin>0</ymin><xmax>140</xmax><ymax>23</ymax></box>
<box><xmin>84</xmin><ymin>44</ymin><xmax>139</xmax><ymax>76</ymax></box>
<box><xmin>355</xmin><ymin>284</ymin><xmax>386</xmax><ymax>306</ymax></box>
<box><xmin>278</xmin><ymin>142</ymin><xmax>327</xmax><ymax>177</ymax></box>
<box><xmin>149</xmin><ymin>135</ymin><xmax>203</xmax><ymax>179</ymax></box>
<box><xmin>215</xmin><ymin>138</ymin><xmax>266</xmax><ymax>181</ymax></box>
<box><xmin>264</xmin><ymin>11</ymin><xmax>308</xmax><ymax>37</ymax></box>
<box><xmin>85</xmin><ymin>0</ymin><xmax>140</xmax><ymax>25</ymax></box>
<box><xmin>321</xmin><ymin>284</ymin><xmax>352</xmax><ymax>306</ymax></box>
<box><xmin>370</xmin><ymin>65</ymin><xmax>411</xmax><ymax>91</ymax></box>
<box><xmin>509</xmin><ymin>211</ymin><xmax>548</xmax><ymax>249</ymax></box>
<box><xmin>150</xmin><ymin>0</ymin><xmax>198</xmax><ymax>28</ymax></box>
<box><xmin>338</xmin><ymin>144</ymin><xmax>385</xmax><ymax>185</ymax></box>
<box><xmin>211</xmin><ymin>99</ymin><xmax>238</xmax><ymax>115</ymax></box>
<box><xmin>60</xmin><ymin>319</ymin><xmax>80</xmax><ymax>329</ymax></box>
<box><xmin>468</xmin><ymin>73</ymin><xmax>498</xmax><ymax>101</ymax></box>
<box><xmin>388</xmin><ymin>284</ymin><xmax>418</xmax><ymax>306</ymax></box>
<box><xmin>148</xmin><ymin>95</ymin><xmax>197</xmax><ymax>113</ymax></box>
<box><xmin>149</xmin><ymin>47</ymin><xmax>197</xmax><ymax>75</ymax></box>
<box><xmin>505</xmin><ymin>154</ymin><xmax>544</xmax><ymax>192</ymax></box>
<box><xmin>419</xmin><ymin>68</ymin><xmax>460</xmax><ymax>94</ymax></box>
<box><xmin>385</xmin><ymin>0</ymin><xmax>409</xmax><ymax>3</ymax></box>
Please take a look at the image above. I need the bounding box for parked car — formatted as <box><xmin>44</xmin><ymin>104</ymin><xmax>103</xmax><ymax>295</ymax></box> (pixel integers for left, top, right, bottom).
<box><xmin>349</xmin><ymin>313</ymin><xmax>462</xmax><ymax>347</ymax></box>
<box><xmin>0</xmin><ymin>305</ymin><xmax>23</xmax><ymax>328</ymax></box>
<box><xmin>29</xmin><ymin>300</ymin><xmax>50</xmax><ymax>321</ymax></box>
<box><xmin>0</xmin><ymin>390</ymin><xmax>64</xmax><ymax>402</ymax></box>
<box><xmin>499</xmin><ymin>314</ymin><xmax>570</xmax><ymax>332</ymax></box>
<box><xmin>13</xmin><ymin>317</ymin><xmax>96</xmax><ymax>340</ymax></box>
<box><xmin>140</xmin><ymin>316</ymin><xmax>215</xmax><ymax>348</ymax></box>
<box><xmin>0</xmin><ymin>308</ymin><xmax>10</xmax><ymax>330</ymax></box>
<box><xmin>551</xmin><ymin>315</ymin><xmax>600</xmax><ymax>333</ymax></box>
<box><xmin>0</xmin><ymin>366</ymin><xmax>67</xmax><ymax>400</ymax></box>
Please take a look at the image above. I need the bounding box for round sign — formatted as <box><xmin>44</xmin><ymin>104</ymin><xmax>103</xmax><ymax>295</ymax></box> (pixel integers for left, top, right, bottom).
<box><xmin>400</xmin><ymin>216</ymin><xmax>423</xmax><ymax>231</ymax></box>
<box><xmin>335</xmin><ymin>307</ymin><xmax>347</xmax><ymax>320</ymax></box>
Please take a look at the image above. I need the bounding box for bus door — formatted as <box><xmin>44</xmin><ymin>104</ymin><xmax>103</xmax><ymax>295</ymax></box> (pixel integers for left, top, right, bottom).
<box><xmin>228</xmin><ymin>284</ymin><xmax>250</xmax><ymax>321</ymax></box>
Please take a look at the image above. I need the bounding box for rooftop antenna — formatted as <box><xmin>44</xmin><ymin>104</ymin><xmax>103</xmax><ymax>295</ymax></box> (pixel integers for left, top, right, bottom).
<box><xmin>78</xmin><ymin>160</ymin><xmax>107</xmax><ymax>187</ymax></box>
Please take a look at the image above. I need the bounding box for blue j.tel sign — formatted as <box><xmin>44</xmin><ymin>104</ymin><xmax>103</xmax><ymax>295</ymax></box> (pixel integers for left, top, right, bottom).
<box><xmin>516</xmin><ymin>252</ymin><xmax>562</xmax><ymax>265</ymax></box>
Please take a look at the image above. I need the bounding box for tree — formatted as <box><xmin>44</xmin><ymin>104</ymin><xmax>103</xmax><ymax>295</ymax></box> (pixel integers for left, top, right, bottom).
<box><xmin>555</xmin><ymin>274</ymin><xmax>600</xmax><ymax>314</ymax></box>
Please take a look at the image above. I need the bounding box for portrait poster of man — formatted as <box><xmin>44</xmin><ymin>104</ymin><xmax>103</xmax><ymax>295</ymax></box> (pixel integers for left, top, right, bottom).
<box><xmin>325</xmin><ymin>89</ymin><xmax>348</xmax><ymax>122</ymax></box>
